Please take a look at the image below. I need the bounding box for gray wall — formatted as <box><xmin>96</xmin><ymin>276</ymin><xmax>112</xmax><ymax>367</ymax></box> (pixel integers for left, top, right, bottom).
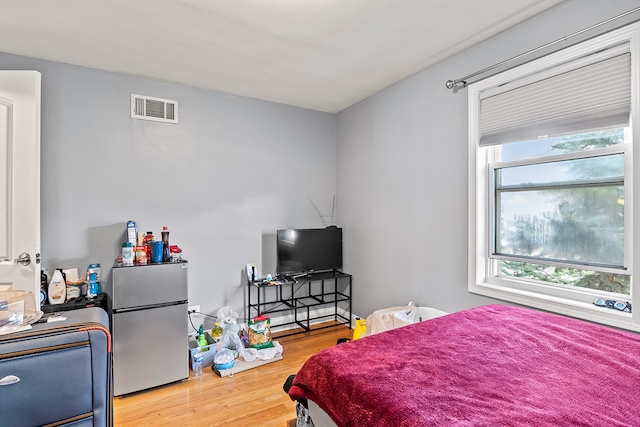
<box><xmin>0</xmin><ymin>52</ymin><xmax>337</xmax><ymax>328</ymax></box>
<box><xmin>336</xmin><ymin>0</ymin><xmax>640</xmax><ymax>317</ymax></box>
<box><xmin>2</xmin><ymin>0</ymin><xmax>637</xmax><ymax>328</ymax></box>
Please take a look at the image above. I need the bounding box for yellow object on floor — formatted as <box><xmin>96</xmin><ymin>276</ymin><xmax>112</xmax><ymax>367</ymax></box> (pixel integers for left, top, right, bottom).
<box><xmin>352</xmin><ymin>318</ymin><xmax>367</xmax><ymax>340</ymax></box>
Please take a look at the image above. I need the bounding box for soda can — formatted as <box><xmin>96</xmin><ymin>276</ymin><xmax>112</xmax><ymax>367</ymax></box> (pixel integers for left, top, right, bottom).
<box><xmin>87</xmin><ymin>263</ymin><xmax>101</xmax><ymax>282</ymax></box>
<box><xmin>88</xmin><ymin>272</ymin><xmax>98</xmax><ymax>298</ymax></box>
<box><xmin>86</xmin><ymin>263</ymin><xmax>101</xmax><ymax>296</ymax></box>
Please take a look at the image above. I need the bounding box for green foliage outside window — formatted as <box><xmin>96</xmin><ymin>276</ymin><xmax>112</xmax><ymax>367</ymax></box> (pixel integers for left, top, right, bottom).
<box><xmin>499</xmin><ymin>129</ymin><xmax>630</xmax><ymax>296</ymax></box>
<box><xmin>501</xmin><ymin>260</ymin><xmax>630</xmax><ymax>295</ymax></box>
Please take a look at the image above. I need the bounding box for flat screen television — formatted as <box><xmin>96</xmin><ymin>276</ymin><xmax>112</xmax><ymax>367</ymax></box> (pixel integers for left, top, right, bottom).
<box><xmin>276</xmin><ymin>227</ymin><xmax>343</xmax><ymax>275</ymax></box>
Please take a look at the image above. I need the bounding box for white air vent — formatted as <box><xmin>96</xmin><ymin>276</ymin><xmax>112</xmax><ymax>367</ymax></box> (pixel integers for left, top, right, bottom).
<box><xmin>131</xmin><ymin>94</ymin><xmax>178</xmax><ymax>123</ymax></box>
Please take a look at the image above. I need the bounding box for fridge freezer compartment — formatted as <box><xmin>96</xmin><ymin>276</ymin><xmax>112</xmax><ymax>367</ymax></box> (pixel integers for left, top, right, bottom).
<box><xmin>112</xmin><ymin>261</ymin><xmax>188</xmax><ymax>309</ymax></box>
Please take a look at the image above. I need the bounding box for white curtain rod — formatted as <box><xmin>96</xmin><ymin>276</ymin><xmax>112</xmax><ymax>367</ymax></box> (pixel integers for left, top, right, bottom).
<box><xmin>445</xmin><ymin>7</ymin><xmax>640</xmax><ymax>90</ymax></box>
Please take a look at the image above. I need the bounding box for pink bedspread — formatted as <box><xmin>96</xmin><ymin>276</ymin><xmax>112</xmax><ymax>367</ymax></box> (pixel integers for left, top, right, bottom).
<box><xmin>289</xmin><ymin>304</ymin><xmax>640</xmax><ymax>426</ymax></box>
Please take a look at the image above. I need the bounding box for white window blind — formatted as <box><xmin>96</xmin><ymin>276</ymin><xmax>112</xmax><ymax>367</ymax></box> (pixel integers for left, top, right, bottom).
<box><xmin>479</xmin><ymin>47</ymin><xmax>631</xmax><ymax>146</ymax></box>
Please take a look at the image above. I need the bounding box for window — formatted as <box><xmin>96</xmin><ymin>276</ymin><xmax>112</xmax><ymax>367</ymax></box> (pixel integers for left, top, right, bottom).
<box><xmin>468</xmin><ymin>22</ymin><xmax>640</xmax><ymax>331</ymax></box>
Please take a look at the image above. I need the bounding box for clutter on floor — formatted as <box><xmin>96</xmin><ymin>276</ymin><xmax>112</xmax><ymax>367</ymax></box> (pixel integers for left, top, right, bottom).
<box><xmin>337</xmin><ymin>302</ymin><xmax>449</xmax><ymax>344</ymax></box>
<box><xmin>359</xmin><ymin>302</ymin><xmax>448</xmax><ymax>338</ymax></box>
<box><xmin>188</xmin><ymin>306</ymin><xmax>283</xmax><ymax>378</ymax></box>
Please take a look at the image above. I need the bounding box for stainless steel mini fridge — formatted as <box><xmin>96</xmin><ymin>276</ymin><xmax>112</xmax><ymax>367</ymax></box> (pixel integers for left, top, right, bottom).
<box><xmin>111</xmin><ymin>261</ymin><xmax>189</xmax><ymax>396</ymax></box>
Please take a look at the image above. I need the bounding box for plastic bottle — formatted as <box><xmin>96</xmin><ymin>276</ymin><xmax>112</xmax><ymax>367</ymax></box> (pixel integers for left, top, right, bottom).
<box><xmin>353</xmin><ymin>317</ymin><xmax>367</xmax><ymax>340</ymax></box>
<box><xmin>161</xmin><ymin>226</ymin><xmax>170</xmax><ymax>262</ymax></box>
<box><xmin>197</xmin><ymin>324</ymin><xmax>209</xmax><ymax>352</ymax></box>
<box><xmin>193</xmin><ymin>350</ymin><xmax>204</xmax><ymax>376</ymax></box>
<box><xmin>48</xmin><ymin>269</ymin><xmax>66</xmax><ymax>305</ymax></box>
<box><xmin>211</xmin><ymin>322</ymin><xmax>224</xmax><ymax>343</ymax></box>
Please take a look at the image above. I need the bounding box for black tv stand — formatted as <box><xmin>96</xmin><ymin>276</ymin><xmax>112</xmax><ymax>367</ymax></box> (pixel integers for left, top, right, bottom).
<box><xmin>292</xmin><ymin>269</ymin><xmax>341</xmax><ymax>279</ymax></box>
<box><xmin>247</xmin><ymin>270</ymin><xmax>352</xmax><ymax>338</ymax></box>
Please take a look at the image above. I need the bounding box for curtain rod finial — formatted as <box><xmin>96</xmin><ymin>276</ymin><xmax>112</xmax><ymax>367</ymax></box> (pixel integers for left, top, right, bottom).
<box><xmin>446</xmin><ymin>80</ymin><xmax>467</xmax><ymax>90</ymax></box>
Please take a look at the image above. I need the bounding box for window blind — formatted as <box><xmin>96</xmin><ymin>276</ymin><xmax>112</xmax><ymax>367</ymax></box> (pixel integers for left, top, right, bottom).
<box><xmin>479</xmin><ymin>49</ymin><xmax>631</xmax><ymax>146</ymax></box>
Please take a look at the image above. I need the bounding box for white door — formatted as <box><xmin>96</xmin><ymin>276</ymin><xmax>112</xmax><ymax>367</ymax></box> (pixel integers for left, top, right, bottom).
<box><xmin>0</xmin><ymin>71</ymin><xmax>41</xmax><ymax>309</ymax></box>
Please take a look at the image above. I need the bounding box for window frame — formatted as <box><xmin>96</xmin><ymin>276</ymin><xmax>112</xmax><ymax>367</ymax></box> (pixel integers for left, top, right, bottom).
<box><xmin>490</xmin><ymin>145</ymin><xmax>628</xmax><ymax>273</ymax></box>
<box><xmin>468</xmin><ymin>22</ymin><xmax>640</xmax><ymax>331</ymax></box>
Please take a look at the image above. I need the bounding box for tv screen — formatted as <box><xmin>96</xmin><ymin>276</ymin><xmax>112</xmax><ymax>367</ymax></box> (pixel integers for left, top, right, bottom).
<box><xmin>276</xmin><ymin>227</ymin><xmax>343</xmax><ymax>275</ymax></box>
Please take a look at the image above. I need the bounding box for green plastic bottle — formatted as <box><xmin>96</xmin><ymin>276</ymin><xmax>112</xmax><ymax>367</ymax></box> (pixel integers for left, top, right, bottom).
<box><xmin>197</xmin><ymin>324</ymin><xmax>209</xmax><ymax>352</ymax></box>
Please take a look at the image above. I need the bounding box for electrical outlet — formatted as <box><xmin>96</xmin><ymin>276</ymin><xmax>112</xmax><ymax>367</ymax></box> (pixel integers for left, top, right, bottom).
<box><xmin>188</xmin><ymin>305</ymin><xmax>200</xmax><ymax>314</ymax></box>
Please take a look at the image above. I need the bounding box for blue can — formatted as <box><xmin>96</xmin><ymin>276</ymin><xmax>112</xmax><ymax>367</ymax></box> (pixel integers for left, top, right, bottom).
<box><xmin>87</xmin><ymin>263</ymin><xmax>101</xmax><ymax>297</ymax></box>
<box><xmin>88</xmin><ymin>272</ymin><xmax>99</xmax><ymax>298</ymax></box>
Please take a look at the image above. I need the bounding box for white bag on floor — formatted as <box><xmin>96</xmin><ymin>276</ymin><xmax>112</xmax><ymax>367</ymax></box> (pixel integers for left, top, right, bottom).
<box><xmin>240</xmin><ymin>340</ymin><xmax>283</xmax><ymax>362</ymax></box>
<box><xmin>362</xmin><ymin>303</ymin><xmax>420</xmax><ymax>337</ymax></box>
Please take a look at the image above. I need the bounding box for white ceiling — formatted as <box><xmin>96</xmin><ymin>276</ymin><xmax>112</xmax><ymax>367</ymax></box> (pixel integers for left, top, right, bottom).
<box><xmin>0</xmin><ymin>0</ymin><xmax>565</xmax><ymax>113</ymax></box>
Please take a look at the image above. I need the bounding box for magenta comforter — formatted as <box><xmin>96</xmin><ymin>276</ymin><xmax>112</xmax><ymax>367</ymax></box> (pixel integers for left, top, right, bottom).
<box><xmin>289</xmin><ymin>304</ymin><xmax>640</xmax><ymax>426</ymax></box>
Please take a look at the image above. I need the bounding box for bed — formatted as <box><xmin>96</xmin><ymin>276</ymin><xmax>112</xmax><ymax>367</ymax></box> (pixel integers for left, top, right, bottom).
<box><xmin>288</xmin><ymin>304</ymin><xmax>640</xmax><ymax>426</ymax></box>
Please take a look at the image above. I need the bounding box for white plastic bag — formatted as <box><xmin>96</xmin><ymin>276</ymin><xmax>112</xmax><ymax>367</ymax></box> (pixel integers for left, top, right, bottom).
<box><xmin>219</xmin><ymin>328</ymin><xmax>244</xmax><ymax>352</ymax></box>
<box><xmin>240</xmin><ymin>341</ymin><xmax>282</xmax><ymax>362</ymax></box>
<box><xmin>214</xmin><ymin>348</ymin><xmax>235</xmax><ymax>365</ymax></box>
<box><xmin>392</xmin><ymin>306</ymin><xmax>421</xmax><ymax>328</ymax></box>
<box><xmin>216</xmin><ymin>306</ymin><xmax>239</xmax><ymax>327</ymax></box>
<box><xmin>0</xmin><ymin>291</ymin><xmax>43</xmax><ymax>335</ymax></box>
<box><xmin>239</xmin><ymin>347</ymin><xmax>259</xmax><ymax>362</ymax></box>
<box><xmin>239</xmin><ymin>341</ymin><xmax>283</xmax><ymax>362</ymax></box>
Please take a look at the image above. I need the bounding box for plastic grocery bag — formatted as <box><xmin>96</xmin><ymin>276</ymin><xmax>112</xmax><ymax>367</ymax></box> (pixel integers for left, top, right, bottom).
<box><xmin>219</xmin><ymin>328</ymin><xmax>244</xmax><ymax>352</ymax></box>
<box><xmin>240</xmin><ymin>341</ymin><xmax>283</xmax><ymax>362</ymax></box>
<box><xmin>0</xmin><ymin>291</ymin><xmax>42</xmax><ymax>335</ymax></box>
<box><xmin>216</xmin><ymin>306</ymin><xmax>239</xmax><ymax>327</ymax></box>
<box><xmin>214</xmin><ymin>348</ymin><xmax>235</xmax><ymax>365</ymax></box>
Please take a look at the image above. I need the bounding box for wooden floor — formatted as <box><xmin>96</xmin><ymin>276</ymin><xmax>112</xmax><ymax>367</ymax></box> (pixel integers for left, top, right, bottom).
<box><xmin>113</xmin><ymin>323</ymin><xmax>352</xmax><ymax>427</ymax></box>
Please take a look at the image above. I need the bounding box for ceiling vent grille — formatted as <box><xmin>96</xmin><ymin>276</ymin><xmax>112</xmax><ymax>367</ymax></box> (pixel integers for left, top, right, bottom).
<box><xmin>131</xmin><ymin>94</ymin><xmax>178</xmax><ymax>123</ymax></box>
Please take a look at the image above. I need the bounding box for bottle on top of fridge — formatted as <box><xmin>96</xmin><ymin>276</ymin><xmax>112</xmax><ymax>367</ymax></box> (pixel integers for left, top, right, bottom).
<box><xmin>161</xmin><ymin>226</ymin><xmax>170</xmax><ymax>262</ymax></box>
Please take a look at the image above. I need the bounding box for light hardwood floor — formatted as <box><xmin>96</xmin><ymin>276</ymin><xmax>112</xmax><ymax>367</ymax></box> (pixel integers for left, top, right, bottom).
<box><xmin>113</xmin><ymin>323</ymin><xmax>352</xmax><ymax>427</ymax></box>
